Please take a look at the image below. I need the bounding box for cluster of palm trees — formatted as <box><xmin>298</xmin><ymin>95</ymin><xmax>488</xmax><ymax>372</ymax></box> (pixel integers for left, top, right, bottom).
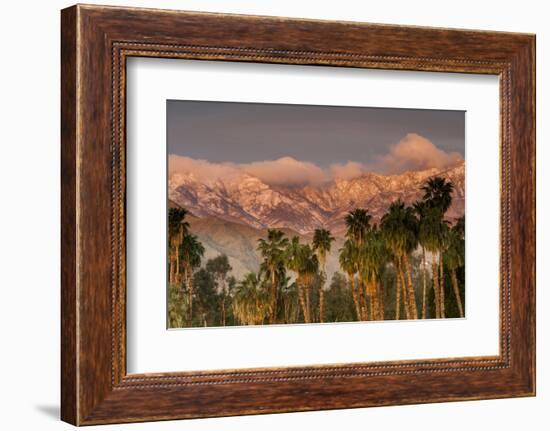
<box><xmin>168</xmin><ymin>207</ymin><xmax>205</xmax><ymax>325</ymax></box>
<box><xmin>254</xmin><ymin>228</ymin><xmax>335</xmax><ymax>325</ymax></box>
<box><xmin>168</xmin><ymin>176</ymin><xmax>465</xmax><ymax>327</ymax></box>
<box><xmin>339</xmin><ymin>176</ymin><xmax>465</xmax><ymax>321</ymax></box>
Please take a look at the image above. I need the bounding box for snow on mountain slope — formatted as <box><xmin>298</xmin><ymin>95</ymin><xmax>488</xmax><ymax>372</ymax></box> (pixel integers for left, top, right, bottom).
<box><xmin>169</xmin><ymin>161</ymin><xmax>465</xmax><ymax>236</ymax></box>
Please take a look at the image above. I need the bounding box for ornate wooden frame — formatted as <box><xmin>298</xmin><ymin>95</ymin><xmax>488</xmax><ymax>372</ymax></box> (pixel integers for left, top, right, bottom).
<box><xmin>61</xmin><ymin>4</ymin><xmax>535</xmax><ymax>425</ymax></box>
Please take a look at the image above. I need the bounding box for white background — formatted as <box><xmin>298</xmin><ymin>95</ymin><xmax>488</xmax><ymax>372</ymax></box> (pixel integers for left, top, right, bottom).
<box><xmin>0</xmin><ymin>0</ymin><xmax>547</xmax><ymax>430</ymax></box>
<box><xmin>127</xmin><ymin>59</ymin><xmax>500</xmax><ymax>373</ymax></box>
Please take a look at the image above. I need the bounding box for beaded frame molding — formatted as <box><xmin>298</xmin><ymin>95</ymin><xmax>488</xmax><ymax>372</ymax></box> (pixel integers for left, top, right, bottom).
<box><xmin>61</xmin><ymin>4</ymin><xmax>535</xmax><ymax>425</ymax></box>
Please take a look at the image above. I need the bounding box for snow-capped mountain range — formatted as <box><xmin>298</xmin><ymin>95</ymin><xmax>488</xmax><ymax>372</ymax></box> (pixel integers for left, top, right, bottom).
<box><xmin>169</xmin><ymin>161</ymin><xmax>465</xmax><ymax>237</ymax></box>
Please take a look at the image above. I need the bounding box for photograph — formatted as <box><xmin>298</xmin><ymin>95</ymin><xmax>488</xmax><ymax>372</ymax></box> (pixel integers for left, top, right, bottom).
<box><xmin>167</xmin><ymin>100</ymin><xmax>466</xmax><ymax>328</ymax></box>
<box><xmin>41</xmin><ymin>1</ymin><xmax>538</xmax><ymax>426</ymax></box>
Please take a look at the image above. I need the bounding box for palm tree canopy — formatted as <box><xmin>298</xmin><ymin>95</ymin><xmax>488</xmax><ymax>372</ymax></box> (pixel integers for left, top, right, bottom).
<box><xmin>380</xmin><ymin>199</ymin><xmax>418</xmax><ymax>256</ymax></box>
<box><xmin>168</xmin><ymin>207</ymin><xmax>189</xmax><ymax>236</ymax></box>
<box><xmin>300</xmin><ymin>244</ymin><xmax>319</xmax><ymax>277</ymax></box>
<box><xmin>285</xmin><ymin>238</ymin><xmax>319</xmax><ymax>276</ymax></box>
<box><xmin>180</xmin><ymin>234</ymin><xmax>205</xmax><ymax>269</ymax></box>
<box><xmin>232</xmin><ymin>272</ymin><xmax>270</xmax><ymax>325</ymax></box>
<box><xmin>285</xmin><ymin>236</ymin><xmax>303</xmax><ymax>273</ymax></box>
<box><xmin>444</xmin><ymin>217</ymin><xmax>465</xmax><ymax>270</ymax></box>
<box><xmin>345</xmin><ymin>208</ymin><xmax>372</xmax><ymax>245</ymax></box>
<box><xmin>313</xmin><ymin>228</ymin><xmax>335</xmax><ymax>263</ymax></box>
<box><xmin>454</xmin><ymin>215</ymin><xmax>465</xmax><ymax>237</ymax></box>
<box><xmin>257</xmin><ymin>229</ymin><xmax>289</xmax><ymax>268</ymax></box>
<box><xmin>339</xmin><ymin>239</ymin><xmax>358</xmax><ymax>276</ymax></box>
<box><xmin>358</xmin><ymin>227</ymin><xmax>391</xmax><ymax>282</ymax></box>
<box><xmin>416</xmin><ymin>205</ymin><xmax>450</xmax><ymax>253</ymax></box>
<box><xmin>421</xmin><ymin>176</ymin><xmax>454</xmax><ymax>213</ymax></box>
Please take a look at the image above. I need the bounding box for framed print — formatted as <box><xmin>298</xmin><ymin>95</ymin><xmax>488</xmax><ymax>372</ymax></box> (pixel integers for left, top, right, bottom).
<box><xmin>61</xmin><ymin>4</ymin><xmax>536</xmax><ymax>425</ymax></box>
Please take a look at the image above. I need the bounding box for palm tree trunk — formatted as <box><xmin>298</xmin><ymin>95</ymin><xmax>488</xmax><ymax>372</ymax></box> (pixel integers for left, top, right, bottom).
<box><xmin>297</xmin><ymin>277</ymin><xmax>309</xmax><ymax>323</ymax></box>
<box><xmin>349</xmin><ymin>275</ymin><xmax>362</xmax><ymax>320</ymax></box>
<box><xmin>375</xmin><ymin>282</ymin><xmax>384</xmax><ymax>320</ymax></box>
<box><xmin>400</xmin><ymin>269</ymin><xmax>410</xmax><ymax>319</ymax></box>
<box><xmin>402</xmin><ymin>255</ymin><xmax>419</xmax><ymax>319</ymax></box>
<box><xmin>395</xmin><ymin>260</ymin><xmax>401</xmax><ymax>320</ymax></box>
<box><xmin>451</xmin><ymin>270</ymin><xmax>464</xmax><ymax>318</ymax></box>
<box><xmin>169</xmin><ymin>250</ymin><xmax>174</xmax><ymax>285</ymax></box>
<box><xmin>174</xmin><ymin>232</ymin><xmax>182</xmax><ymax>283</ymax></box>
<box><xmin>362</xmin><ymin>277</ymin><xmax>371</xmax><ymax>321</ymax></box>
<box><xmin>305</xmin><ymin>278</ymin><xmax>312</xmax><ymax>323</ymax></box>
<box><xmin>319</xmin><ymin>270</ymin><xmax>326</xmax><ymax>323</ymax></box>
<box><xmin>270</xmin><ymin>269</ymin><xmax>277</xmax><ymax>324</ymax></box>
<box><xmin>221</xmin><ymin>280</ymin><xmax>227</xmax><ymax>326</ymax></box>
<box><xmin>221</xmin><ymin>296</ymin><xmax>226</xmax><ymax>326</ymax></box>
<box><xmin>367</xmin><ymin>281</ymin><xmax>373</xmax><ymax>321</ymax></box>
<box><xmin>319</xmin><ymin>288</ymin><xmax>324</xmax><ymax>322</ymax></box>
<box><xmin>439</xmin><ymin>254</ymin><xmax>446</xmax><ymax>318</ymax></box>
<box><xmin>422</xmin><ymin>247</ymin><xmax>427</xmax><ymax>319</ymax></box>
<box><xmin>186</xmin><ymin>264</ymin><xmax>194</xmax><ymax>326</ymax></box>
<box><xmin>359</xmin><ymin>278</ymin><xmax>368</xmax><ymax>320</ymax></box>
<box><xmin>397</xmin><ymin>258</ymin><xmax>411</xmax><ymax>320</ymax></box>
<box><xmin>432</xmin><ymin>258</ymin><xmax>440</xmax><ymax>318</ymax></box>
<box><xmin>367</xmin><ymin>281</ymin><xmax>374</xmax><ymax>321</ymax></box>
<box><xmin>371</xmin><ymin>280</ymin><xmax>380</xmax><ymax>320</ymax></box>
<box><xmin>175</xmin><ymin>248</ymin><xmax>180</xmax><ymax>282</ymax></box>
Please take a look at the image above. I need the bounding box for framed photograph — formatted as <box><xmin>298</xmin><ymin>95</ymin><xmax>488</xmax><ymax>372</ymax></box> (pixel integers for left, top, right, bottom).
<box><xmin>61</xmin><ymin>4</ymin><xmax>535</xmax><ymax>425</ymax></box>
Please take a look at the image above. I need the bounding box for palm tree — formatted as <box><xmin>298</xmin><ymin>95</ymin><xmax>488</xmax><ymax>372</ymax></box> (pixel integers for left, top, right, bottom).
<box><xmin>285</xmin><ymin>237</ymin><xmax>306</xmax><ymax>320</ymax></box>
<box><xmin>257</xmin><ymin>229</ymin><xmax>289</xmax><ymax>324</ymax></box>
<box><xmin>444</xmin><ymin>216</ymin><xmax>465</xmax><ymax>317</ymax></box>
<box><xmin>278</xmin><ymin>274</ymin><xmax>298</xmax><ymax>324</ymax></box>
<box><xmin>421</xmin><ymin>177</ymin><xmax>454</xmax><ymax>318</ymax></box>
<box><xmin>179</xmin><ymin>233</ymin><xmax>205</xmax><ymax>325</ymax></box>
<box><xmin>345</xmin><ymin>208</ymin><xmax>372</xmax><ymax>246</ymax></box>
<box><xmin>300</xmin><ymin>244</ymin><xmax>319</xmax><ymax>323</ymax></box>
<box><xmin>168</xmin><ymin>207</ymin><xmax>189</xmax><ymax>284</ymax></box>
<box><xmin>421</xmin><ymin>177</ymin><xmax>454</xmax><ymax>212</ymax></box>
<box><xmin>339</xmin><ymin>239</ymin><xmax>362</xmax><ymax>320</ymax></box>
<box><xmin>414</xmin><ymin>200</ymin><xmax>430</xmax><ymax>319</ymax></box>
<box><xmin>205</xmin><ymin>255</ymin><xmax>232</xmax><ymax>326</ymax></box>
<box><xmin>286</xmin><ymin>237</ymin><xmax>319</xmax><ymax>323</ymax></box>
<box><xmin>419</xmin><ymin>206</ymin><xmax>449</xmax><ymax>318</ymax></box>
<box><xmin>381</xmin><ymin>200</ymin><xmax>419</xmax><ymax>320</ymax></box>
<box><xmin>344</xmin><ymin>209</ymin><xmax>372</xmax><ymax>319</ymax></box>
<box><xmin>232</xmin><ymin>272</ymin><xmax>270</xmax><ymax>325</ymax></box>
<box><xmin>358</xmin><ymin>227</ymin><xmax>390</xmax><ymax>320</ymax></box>
<box><xmin>313</xmin><ymin>228</ymin><xmax>335</xmax><ymax>323</ymax></box>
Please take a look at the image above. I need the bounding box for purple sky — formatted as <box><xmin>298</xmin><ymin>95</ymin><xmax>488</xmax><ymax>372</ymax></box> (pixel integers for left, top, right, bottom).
<box><xmin>167</xmin><ymin>100</ymin><xmax>464</xmax><ymax>176</ymax></box>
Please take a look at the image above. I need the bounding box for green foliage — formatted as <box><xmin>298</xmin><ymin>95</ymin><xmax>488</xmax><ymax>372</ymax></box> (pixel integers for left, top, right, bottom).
<box><xmin>345</xmin><ymin>208</ymin><xmax>372</xmax><ymax>245</ymax></box>
<box><xmin>422</xmin><ymin>177</ymin><xmax>454</xmax><ymax>212</ymax></box>
<box><xmin>380</xmin><ymin>199</ymin><xmax>418</xmax><ymax>256</ymax></box>
<box><xmin>192</xmin><ymin>268</ymin><xmax>220</xmax><ymax>327</ymax></box>
<box><xmin>313</xmin><ymin>228</ymin><xmax>335</xmax><ymax>265</ymax></box>
<box><xmin>358</xmin><ymin>227</ymin><xmax>390</xmax><ymax>284</ymax></box>
<box><xmin>323</xmin><ymin>273</ymin><xmax>356</xmax><ymax>322</ymax></box>
<box><xmin>167</xmin><ymin>283</ymin><xmax>188</xmax><ymax>328</ymax></box>
<box><xmin>179</xmin><ymin>234</ymin><xmax>205</xmax><ymax>269</ymax></box>
<box><xmin>168</xmin><ymin>207</ymin><xmax>189</xmax><ymax>236</ymax></box>
<box><xmin>232</xmin><ymin>272</ymin><xmax>270</xmax><ymax>325</ymax></box>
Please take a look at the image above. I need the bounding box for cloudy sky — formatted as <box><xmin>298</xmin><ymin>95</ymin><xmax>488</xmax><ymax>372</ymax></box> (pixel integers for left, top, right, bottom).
<box><xmin>167</xmin><ymin>100</ymin><xmax>464</xmax><ymax>187</ymax></box>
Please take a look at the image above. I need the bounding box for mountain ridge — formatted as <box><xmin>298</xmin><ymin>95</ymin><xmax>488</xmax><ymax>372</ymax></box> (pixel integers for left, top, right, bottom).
<box><xmin>169</xmin><ymin>161</ymin><xmax>465</xmax><ymax>236</ymax></box>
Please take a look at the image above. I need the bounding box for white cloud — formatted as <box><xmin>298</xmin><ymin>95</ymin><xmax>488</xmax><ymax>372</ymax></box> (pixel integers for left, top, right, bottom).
<box><xmin>168</xmin><ymin>155</ymin><xmax>327</xmax><ymax>187</ymax></box>
<box><xmin>329</xmin><ymin>161</ymin><xmax>366</xmax><ymax>180</ymax></box>
<box><xmin>169</xmin><ymin>134</ymin><xmax>463</xmax><ymax>186</ymax></box>
<box><xmin>379</xmin><ymin>133</ymin><xmax>463</xmax><ymax>174</ymax></box>
<box><xmin>241</xmin><ymin>157</ymin><xmax>328</xmax><ymax>187</ymax></box>
<box><xmin>168</xmin><ymin>155</ymin><xmax>240</xmax><ymax>182</ymax></box>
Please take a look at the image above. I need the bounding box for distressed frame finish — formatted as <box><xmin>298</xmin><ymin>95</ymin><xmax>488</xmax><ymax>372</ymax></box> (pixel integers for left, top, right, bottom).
<box><xmin>61</xmin><ymin>4</ymin><xmax>535</xmax><ymax>426</ymax></box>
